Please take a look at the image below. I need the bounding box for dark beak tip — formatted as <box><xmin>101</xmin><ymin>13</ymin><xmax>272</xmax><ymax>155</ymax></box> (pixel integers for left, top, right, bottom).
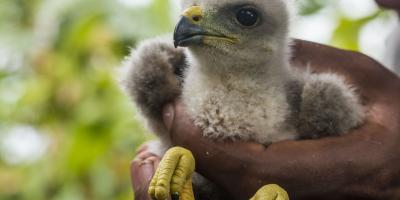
<box><xmin>173</xmin><ymin>17</ymin><xmax>205</xmax><ymax>48</ymax></box>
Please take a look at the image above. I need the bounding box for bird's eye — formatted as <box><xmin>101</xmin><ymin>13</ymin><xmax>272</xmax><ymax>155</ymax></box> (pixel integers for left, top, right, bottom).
<box><xmin>236</xmin><ymin>8</ymin><xmax>259</xmax><ymax>27</ymax></box>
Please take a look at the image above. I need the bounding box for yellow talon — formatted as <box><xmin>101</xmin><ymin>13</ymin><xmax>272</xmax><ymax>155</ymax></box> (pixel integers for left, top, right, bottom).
<box><xmin>250</xmin><ymin>184</ymin><xmax>289</xmax><ymax>200</ymax></box>
<box><xmin>149</xmin><ymin>147</ymin><xmax>289</xmax><ymax>200</ymax></box>
<box><xmin>149</xmin><ymin>147</ymin><xmax>196</xmax><ymax>200</ymax></box>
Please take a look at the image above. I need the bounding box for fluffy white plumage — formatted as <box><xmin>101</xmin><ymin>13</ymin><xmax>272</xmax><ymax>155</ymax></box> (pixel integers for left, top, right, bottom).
<box><xmin>121</xmin><ymin>0</ymin><xmax>364</xmax><ymax>144</ymax></box>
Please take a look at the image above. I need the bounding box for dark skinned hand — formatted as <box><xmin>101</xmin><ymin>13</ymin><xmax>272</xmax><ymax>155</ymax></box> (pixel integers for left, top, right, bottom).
<box><xmin>375</xmin><ymin>0</ymin><xmax>400</xmax><ymax>11</ymax></box>
<box><xmin>130</xmin><ymin>144</ymin><xmax>160</xmax><ymax>200</ymax></box>
<box><xmin>131</xmin><ymin>39</ymin><xmax>400</xmax><ymax>200</ymax></box>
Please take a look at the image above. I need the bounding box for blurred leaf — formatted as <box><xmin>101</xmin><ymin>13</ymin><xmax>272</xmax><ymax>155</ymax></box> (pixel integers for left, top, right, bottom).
<box><xmin>332</xmin><ymin>12</ymin><xmax>380</xmax><ymax>51</ymax></box>
<box><xmin>297</xmin><ymin>0</ymin><xmax>325</xmax><ymax>15</ymax></box>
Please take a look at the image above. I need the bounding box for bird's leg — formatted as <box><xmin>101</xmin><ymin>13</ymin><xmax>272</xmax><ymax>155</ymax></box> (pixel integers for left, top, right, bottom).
<box><xmin>250</xmin><ymin>184</ymin><xmax>289</xmax><ymax>200</ymax></box>
<box><xmin>149</xmin><ymin>147</ymin><xmax>196</xmax><ymax>200</ymax></box>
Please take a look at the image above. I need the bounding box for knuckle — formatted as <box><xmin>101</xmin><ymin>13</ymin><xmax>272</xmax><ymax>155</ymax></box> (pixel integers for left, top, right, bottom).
<box><xmin>130</xmin><ymin>159</ymin><xmax>140</xmax><ymax>167</ymax></box>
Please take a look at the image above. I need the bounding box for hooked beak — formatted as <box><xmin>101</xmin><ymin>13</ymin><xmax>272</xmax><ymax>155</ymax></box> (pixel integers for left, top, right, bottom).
<box><xmin>174</xmin><ymin>6</ymin><xmax>205</xmax><ymax>48</ymax></box>
<box><xmin>174</xmin><ymin>17</ymin><xmax>207</xmax><ymax>48</ymax></box>
<box><xmin>173</xmin><ymin>6</ymin><xmax>237</xmax><ymax>48</ymax></box>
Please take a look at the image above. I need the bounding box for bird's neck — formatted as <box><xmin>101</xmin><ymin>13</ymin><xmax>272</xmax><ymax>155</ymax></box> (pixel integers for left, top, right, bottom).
<box><xmin>187</xmin><ymin>49</ymin><xmax>292</xmax><ymax>89</ymax></box>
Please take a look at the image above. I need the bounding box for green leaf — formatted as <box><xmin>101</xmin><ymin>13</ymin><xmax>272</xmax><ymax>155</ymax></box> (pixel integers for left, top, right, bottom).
<box><xmin>331</xmin><ymin>12</ymin><xmax>380</xmax><ymax>51</ymax></box>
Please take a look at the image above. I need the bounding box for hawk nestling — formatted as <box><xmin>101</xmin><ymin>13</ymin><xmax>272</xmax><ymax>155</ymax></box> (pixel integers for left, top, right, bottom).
<box><xmin>121</xmin><ymin>0</ymin><xmax>365</xmax><ymax>199</ymax></box>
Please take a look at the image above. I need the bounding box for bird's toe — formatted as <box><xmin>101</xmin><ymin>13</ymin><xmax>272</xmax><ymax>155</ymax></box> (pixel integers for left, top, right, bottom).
<box><xmin>250</xmin><ymin>184</ymin><xmax>289</xmax><ymax>200</ymax></box>
<box><xmin>148</xmin><ymin>147</ymin><xmax>196</xmax><ymax>200</ymax></box>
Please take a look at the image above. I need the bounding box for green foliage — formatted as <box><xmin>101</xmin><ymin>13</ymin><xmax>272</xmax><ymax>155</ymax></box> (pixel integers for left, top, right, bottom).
<box><xmin>0</xmin><ymin>0</ymin><xmax>390</xmax><ymax>199</ymax></box>
<box><xmin>332</xmin><ymin>12</ymin><xmax>381</xmax><ymax>51</ymax></box>
<box><xmin>297</xmin><ymin>0</ymin><xmax>329</xmax><ymax>15</ymax></box>
<box><xmin>0</xmin><ymin>0</ymin><xmax>168</xmax><ymax>199</ymax></box>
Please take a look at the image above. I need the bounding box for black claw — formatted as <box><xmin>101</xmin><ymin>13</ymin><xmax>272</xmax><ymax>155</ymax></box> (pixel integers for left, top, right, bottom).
<box><xmin>171</xmin><ymin>192</ymin><xmax>180</xmax><ymax>200</ymax></box>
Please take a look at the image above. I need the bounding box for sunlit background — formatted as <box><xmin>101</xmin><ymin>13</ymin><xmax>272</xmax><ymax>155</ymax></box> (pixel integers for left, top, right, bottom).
<box><xmin>0</xmin><ymin>0</ymin><xmax>398</xmax><ymax>199</ymax></box>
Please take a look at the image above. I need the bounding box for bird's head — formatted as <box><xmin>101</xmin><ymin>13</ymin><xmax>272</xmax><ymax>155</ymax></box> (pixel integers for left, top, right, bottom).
<box><xmin>174</xmin><ymin>0</ymin><xmax>293</xmax><ymax>72</ymax></box>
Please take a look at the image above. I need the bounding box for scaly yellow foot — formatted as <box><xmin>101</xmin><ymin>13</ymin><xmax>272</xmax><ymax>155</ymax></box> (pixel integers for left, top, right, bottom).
<box><xmin>250</xmin><ymin>184</ymin><xmax>289</xmax><ymax>200</ymax></box>
<box><xmin>148</xmin><ymin>147</ymin><xmax>195</xmax><ymax>200</ymax></box>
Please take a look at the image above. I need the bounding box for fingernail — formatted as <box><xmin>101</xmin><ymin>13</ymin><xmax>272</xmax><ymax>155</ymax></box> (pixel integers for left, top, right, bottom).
<box><xmin>163</xmin><ymin>103</ymin><xmax>175</xmax><ymax>131</ymax></box>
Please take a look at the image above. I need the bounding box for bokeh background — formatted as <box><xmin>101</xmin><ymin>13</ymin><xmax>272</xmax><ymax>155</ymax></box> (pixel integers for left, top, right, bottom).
<box><xmin>0</xmin><ymin>0</ymin><xmax>397</xmax><ymax>199</ymax></box>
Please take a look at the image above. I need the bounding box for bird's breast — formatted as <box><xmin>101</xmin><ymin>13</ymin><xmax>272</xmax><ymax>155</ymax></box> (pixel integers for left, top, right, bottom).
<box><xmin>182</xmin><ymin>79</ymin><xmax>296</xmax><ymax>143</ymax></box>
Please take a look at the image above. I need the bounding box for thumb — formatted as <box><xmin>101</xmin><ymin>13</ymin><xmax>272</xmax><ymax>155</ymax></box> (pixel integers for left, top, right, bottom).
<box><xmin>163</xmin><ymin>103</ymin><xmax>175</xmax><ymax>132</ymax></box>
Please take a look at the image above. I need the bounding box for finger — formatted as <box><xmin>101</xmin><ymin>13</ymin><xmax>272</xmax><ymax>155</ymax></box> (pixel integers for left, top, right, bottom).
<box><xmin>136</xmin><ymin>151</ymin><xmax>159</xmax><ymax>161</ymax></box>
<box><xmin>136</xmin><ymin>155</ymin><xmax>161</xmax><ymax>172</ymax></box>
<box><xmin>138</xmin><ymin>156</ymin><xmax>160</xmax><ymax>200</ymax></box>
<box><xmin>132</xmin><ymin>149</ymin><xmax>162</xmax><ymax>200</ymax></box>
<box><xmin>131</xmin><ymin>160</ymin><xmax>155</xmax><ymax>189</ymax></box>
<box><xmin>147</xmin><ymin>157</ymin><xmax>161</xmax><ymax>173</ymax></box>
<box><xmin>136</xmin><ymin>143</ymin><xmax>150</xmax><ymax>154</ymax></box>
<box><xmin>131</xmin><ymin>155</ymin><xmax>162</xmax><ymax>196</ymax></box>
<box><xmin>149</xmin><ymin>166</ymin><xmax>159</xmax><ymax>200</ymax></box>
<box><xmin>131</xmin><ymin>161</ymin><xmax>155</xmax><ymax>200</ymax></box>
<box><xmin>168</xmin><ymin>99</ymin><xmax>205</xmax><ymax>144</ymax></box>
<box><xmin>163</xmin><ymin>103</ymin><xmax>175</xmax><ymax>131</ymax></box>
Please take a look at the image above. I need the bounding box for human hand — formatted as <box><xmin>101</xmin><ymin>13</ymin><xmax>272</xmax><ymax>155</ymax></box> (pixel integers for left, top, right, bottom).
<box><xmin>162</xmin><ymin>39</ymin><xmax>400</xmax><ymax>200</ymax></box>
<box><xmin>375</xmin><ymin>0</ymin><xmax>400</xmax><ymax>11</ymax></box>
<box><xmin>130</xmin><ymin>144</ymin><xmax>161</xmax><ymax>200</ymax></box>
